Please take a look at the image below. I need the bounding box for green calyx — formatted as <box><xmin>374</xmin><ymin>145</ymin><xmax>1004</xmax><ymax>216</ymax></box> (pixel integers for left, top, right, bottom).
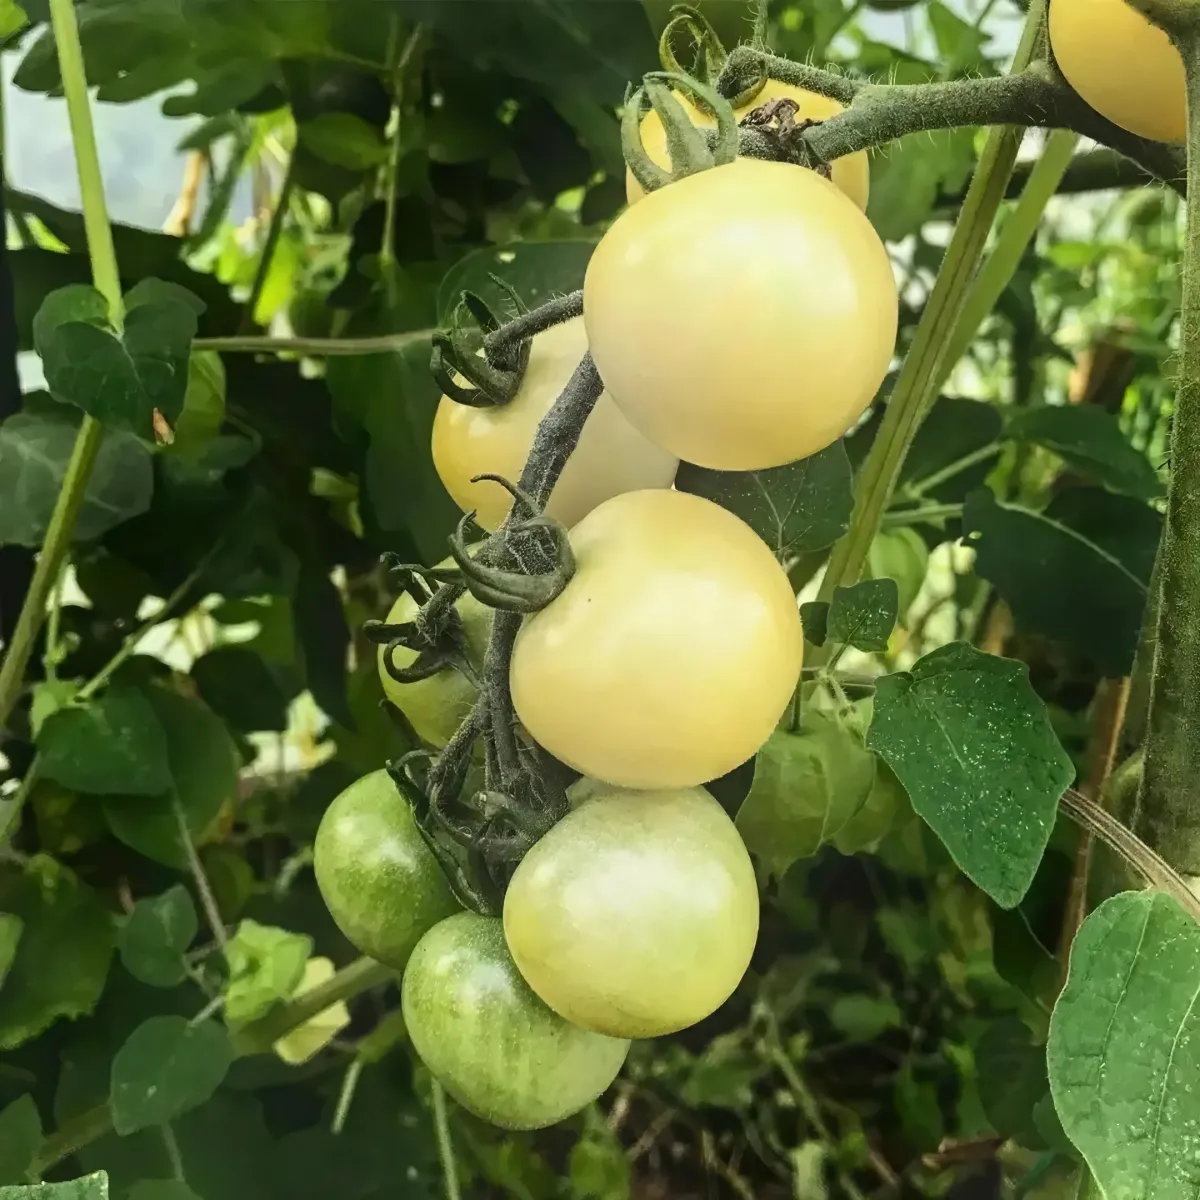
<box><xmin>430</xmin><ymin>277</ymin><xmax>532</xmax><ymax>408</ymax></box>
<box><xmin>622</xmin><ymin>69</ymin><xmax>740</xmax><ymax>196</ymax></box>
<box><xmin>658</xmin><ymin>4</ymin><xmax>728</xmax><ymax>84</ymax></box>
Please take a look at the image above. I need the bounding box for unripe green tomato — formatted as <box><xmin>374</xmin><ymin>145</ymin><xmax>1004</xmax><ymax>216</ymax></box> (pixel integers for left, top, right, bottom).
<box><xmin>1049</xmin><ymin>0</ymin><xmax>1185</xmax><ymax>143</ymax></box>
<box><xmin>585</xmin><ymin>159</ymin><xmax>898</xmax><ymax>471</ymax></box>
<box><xmin>402</xmin><ymin>913</ymin><xmax>629</xmax><ymax>1129</ymax></box>
<box><xmin>313</xmin><ymin>770</ymin><xmax>460</xmax><ymax>969</ymax></box>
<box><xmin>510</xmin><ymin>488</ymin><xmax>804</xmax><ymax>790</ymax></box>
<box><xmin>432</xmin><ymin>317</ymin><xmax>678</xmax><ymax>532</ymax></box>
<box><xmin>376</xmin><ymin>560</ymin><xmax>492</xmax><ymax>749</ymax></box>
<box><xmin>503</xmin><ymin>785</ymin><xmax>760</xmax><ymax>1038</ymax></box>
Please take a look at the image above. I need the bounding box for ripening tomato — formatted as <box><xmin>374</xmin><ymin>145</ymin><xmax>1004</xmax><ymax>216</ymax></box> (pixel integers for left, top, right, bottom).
<box><xmin>402</xmin><ymin>913</ymin><xmax>629</xmax><ymax>1129</ymax></box>
<box><xmin>313</xmin><ymin>770</ymin><xmax>459</xmax><ymax>969</ymax></box>
<box><xmin>376</xmin><ymin>560</ymin><xmax>491</xmax><ymax>749</ymax></box>
<box><xmin>504</xmin><ymin>785</ymin><xmax>759</xmax><ymax>1038</ymax></box>
<box><xmin>625</xmin><ymin>79</ymin><xmax>870</xmax><ymax>211</ymax></box>
<box><xmin>432</xmin><ymin>317</ymin><xmax>678</xmax><ymax>532</ymax></box>
<box><xmin>510</xmin><ymin>488</ymin><xmax>803</xmax><ymax>789</ymax></box>
<box><xmin>585</xmin><ymin>159</ymin><xmax>897</xmax><ymax>472</ymax></box>
<box><xmin>1049</xmin><ymin>0</ymin><xmax>1185</xmax><ymax>143</ymax></box>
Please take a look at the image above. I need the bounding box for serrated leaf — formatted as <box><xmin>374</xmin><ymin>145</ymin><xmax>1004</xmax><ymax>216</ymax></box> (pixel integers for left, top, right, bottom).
<box><xmin>1009</xmin><ymin>405</ymin><xmax>1163</xmax><ymax>501</ymax></box>
<box><xmin>0</xmin><ymin>1174</ymin><xmax>109</xmax><ymax>1199</ymax></box>
<box><xmin>0</xmin><ymin>410</ymin><xmax>153</xmax><ymax>547</ymax></box>
<box><xmin>1049</xmin><ymin>891</ymin><xmax>1200</xmax><ymax>1199</ymax></box>
<box><xmin>736</xmin><ymin>711</ymin><xmax>876</xmax><ymax>878</ymax></box>
<box><xmin>675</xmin><ymin>442</ymin><xmax>854</xmax><ymax>559</ymax></box>
<box><xmin>110</xmin><ymin>1016</ymin><xmax>233</xmax><ymax>1135</ymax></box>
<box><xmin>118</xmin><ymin>885</ymin><xmax>198</xmax><ymax>988</ymax></box>
<box><xmin>224</xmin><ymin>919</ymin><xmax>312</xmax><ymax>1028</ymax></box>
<box><xmin>38</xmin><ymin>686</ymin><xmax>171</xmax><ymax>796</ymax></box>
<box><xmin>867</xmin><ymin>642</ymin><xmax>1073</xmax><ymax>908</ymax></box>
<box><xmin>827</xmin><ymin>578</ymin><xmax>899</xmax><ymax>652</ymax></box>
<box><xmin>0</xmin><ymin>1095</ymin><xmax>41</xmax><ymax>1186</ymax></box>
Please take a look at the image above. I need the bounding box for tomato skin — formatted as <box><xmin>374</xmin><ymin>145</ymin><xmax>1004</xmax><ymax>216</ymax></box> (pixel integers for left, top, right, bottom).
<box><xmin>585</xmin><ymin>159</ymin><xmax>897</xmax><ymax>472</ymax></box>
<box><xmin>626</xmin><ymin>80</ymin><xmax>870</xmax><ymax>212</ymax></box>
<box><xmin>1049</xmin><ymin>0</ymin><xmax>1185</xmax><ymax>143</ymax></box>
<box><xmin>504</xmin><ymin>785</ymin><xmax>759</xmax><ymax>1038</ymax></box>
<box><xmin>402</xmin><ymin>913</ymin><xmax>629</xmax><ymax>1129</ymax></box>
<box><xmin>432</xmin><ymin>317</ymin><xmax>678</xmax><ymax>532</ymax></box>
<box><xmin>313</xmin><ymin>770</ymin><xmax>459</xmax><ymax>969</ymax></box>
<box><xmin>510</xmin><ymin>488</ymin><xmax>803</xmax><ymax>790</ymax></box>
<box><xmin>376</xmin><ymin>561</ymin><xmax>491</xmax><ymax>749</ymax></box>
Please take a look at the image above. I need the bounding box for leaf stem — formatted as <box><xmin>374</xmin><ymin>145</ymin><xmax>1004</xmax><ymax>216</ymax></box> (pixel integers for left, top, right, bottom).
<box><xmin>880</xmin><ymin>503</ymin><xmax>964</xmax><ymax>528</ymax></box>
<box><xmin>172</xmin><ymin>795</ymin><xmax>227</xmax><ymax>951</ymax></box>
<box><xmin>431</xmin><ymin>1079</ymin><xmax>462</xmax><ymax>1200</ymax></box>
<box><xmin>379</xmin><ymin>23</ymin><xmax>423</xmax><ymax>276</ymax></box>
<box><xmin>193</xmin><ymin>329</ymin><xmax>433</xmax><ymax>356</ymax></box>
<box><xmin>903</xmin><ymin>442</ymin><xmax>1002</xmax><ymax>500</ymax></box>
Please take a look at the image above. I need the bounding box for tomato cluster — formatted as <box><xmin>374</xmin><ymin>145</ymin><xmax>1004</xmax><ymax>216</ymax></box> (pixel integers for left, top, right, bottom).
<box><xmin>315</xmin><ymin>79</ymin><xmax>904</xmax><ymax>1131</ymax></box>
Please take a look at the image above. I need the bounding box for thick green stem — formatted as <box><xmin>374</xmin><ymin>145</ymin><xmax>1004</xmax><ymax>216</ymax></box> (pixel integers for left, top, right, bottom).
<box><xmin>1135</xmin><ymin>33</ymin><xmax>1200</xmax><ymax>873</ymax></box>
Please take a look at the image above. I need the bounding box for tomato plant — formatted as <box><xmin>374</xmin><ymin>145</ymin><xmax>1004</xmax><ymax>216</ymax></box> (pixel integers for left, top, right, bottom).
<box><xmin>503</xmin><ymin>785</ymin><xmax>759</xmax><ymax>1038</ymax></box>
<box><xmin>401</xmin><ymin>912</ymin><xmax>630</xmax><ymax>1130</ymax></box>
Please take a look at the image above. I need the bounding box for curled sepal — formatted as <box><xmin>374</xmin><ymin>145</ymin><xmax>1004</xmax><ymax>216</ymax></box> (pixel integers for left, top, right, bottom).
<box><xmin>429</xmin><ymin>280</ymin><xmax>532</xmax><ymax>408</ymax></box>
<box><xmin>658</xmin><ymin>4</ymin><xmax>728</xmax><ymax>85</ymax></box>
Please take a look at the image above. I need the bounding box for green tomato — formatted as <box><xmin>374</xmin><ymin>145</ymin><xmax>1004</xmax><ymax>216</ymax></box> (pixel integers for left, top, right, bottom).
<box><xmin>376</xmin><ymin>560</ymin><xmax>492</xmax><ymax>748</ymax></box>
<box><xmin>313</xmin><ymin>770</ymin><xmax>459</xmax><ymax>969</ymax></box>
<box><xmin>503</xmin><ymin>786</ymin><xmax>759</xmax><ymax>1039</ymax></box>
<box><xmin>402</xmin><ymin>913</ymin><xmax>629</xmax><ymax>1129</ymax></box>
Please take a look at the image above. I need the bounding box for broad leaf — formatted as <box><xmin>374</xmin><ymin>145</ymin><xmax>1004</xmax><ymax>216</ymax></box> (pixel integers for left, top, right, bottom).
<box><xmin>867</xmin><ymin>642</ymin><xmax>1074</xmax><ymax>908</ymax></box>
<box><xmin>0</xmin><ymin>1095</ymin><xmax>41</xmax><ymax>1186</ymax></box>
<box><xmin>294</xmin><ymin>562</ymin><xmax>352</xmax><ymax>729</ymax></box>
<box><xmin>37</xmin><ymin>686</ymin><xmax>171</xmax><ymax>796</ymax></box>
<box><xmin>1049</xmin><ymin>891</ymin><xmax>1200</xmax><ymax>1199</ymax></box>
<box><xmin>110</xmin><ymin>1016</ymin><xmax>233</xmax><ymax>1135</ymax></box>
<box><xmin>118</xmin><ymin>885</ymin><xmax>198</xmax><ymax>988</ymax></box>
<box><xmin>168</xmin><ymin>350</ymin><xmax>226</xmax><ymax>453</ymax></box>
<box><xmin>0</xmin><ymin>916</ymin><xmax>21</xmax><ymax>988</ymax></box>
<box><xmin>675</xmin><ymin>442</ymin><xmax>854</xmax><ymax>559</ymax></box>
<box><xmin>736</xmin><ymin>711</ymin><xmax>876</xmax><ymax>878</ymax></box>
<box><xmin>975</xmin><ymin>1018</ymin><xmax>1049</xmax><ymax>1143</ymax></box>
<box><xmin>0</xmin><ymin>1175</ymin><xmax>109</xmax><ymax>1199</ymax></box>
<box><xmin>299</xmin><ymin>113</ymin><xmax>387</xmax><ymax>170</ymax></box>
<box><xmin>828</xmin><ymin>578</ymin><xmax>899</xmax><ymax>652</ymax></box>
<box><xmin>190</xmin><ymin>647</ymin><xmax>290</xmax><ymax>733</ymax></box>
<box><xmin>436</xmin><ymin>239</ymin><xmax>597</xmax><ymax>319</ymax></box>
<box><xmin>223</xmin><ymin>919</ymin><xmax>312</xmax><ymax>1027</ymax></box>
<box><xmin>0</xmin><ymin>410</ymin><xmax>153</xmax><ymax>547</ymax></box>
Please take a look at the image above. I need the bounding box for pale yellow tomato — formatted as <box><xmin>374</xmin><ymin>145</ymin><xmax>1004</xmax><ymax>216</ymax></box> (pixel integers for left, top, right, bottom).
<box><xmin>503</xmin><ymin>785</ymin><xmax>760</xmax><ymax>1038</ymax></box>
<box><xmin>376</xmin><ymin>561</ymin><xmax>491</xmax><ymax>748</ymax></box>
<box><xmin>509</xmin><ymin>488</ymin><xmax>803</xmax><ymax>789</ymax></box>
<box><xmin>1049</xmin><ymin>0</ymin><xmax>1185</xmax><ymax>143</ymax></box>
<box><xmin>431</xmin><ymin>317</ymin><xmax>678</xmax><ymax>532</ymax></box>
<box><xmin>584</xmin><ymin>159</ymin><xmax>897</xmax><ymax>472</ymax></box>
<box><xmin>626</xmin><ymin>79</ymin><xmax>870</xmax><ymax>211</ymax></box>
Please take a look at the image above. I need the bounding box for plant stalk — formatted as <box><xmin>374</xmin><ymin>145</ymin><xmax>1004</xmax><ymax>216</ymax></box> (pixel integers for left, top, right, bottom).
<box><xmin>238</xmin><ymin>154</ymin><xmax>296</xmax><ymax>333</ymax></box>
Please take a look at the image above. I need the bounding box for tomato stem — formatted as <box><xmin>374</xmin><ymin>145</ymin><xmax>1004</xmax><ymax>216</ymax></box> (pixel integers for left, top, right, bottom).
<box><xmin>431</xmin><ymin>1079</ymin><xmax>463</xmax><ymax>1200</ymax></box>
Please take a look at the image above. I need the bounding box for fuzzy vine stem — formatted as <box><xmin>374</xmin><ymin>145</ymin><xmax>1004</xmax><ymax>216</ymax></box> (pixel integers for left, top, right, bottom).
<box><xmin>431</xmin><ymin>1080</ymin><xmax>462</xmax><ymax>1200</ymax></box>
<box><xmin>1133</xmin><ymin>11</ymin><xmax>1200</xmax><ymax>873</ymax></box>
<box><xmin>0</xmin><ymin>0</ymin><xmax>120</xmax><ymax>737</ymax></box>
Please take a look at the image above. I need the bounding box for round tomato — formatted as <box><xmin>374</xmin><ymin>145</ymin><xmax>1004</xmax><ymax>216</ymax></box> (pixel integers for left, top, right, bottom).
<box><xmin>510</xmin><ymin>488</ymin><xmax>803</xmax><ymax>789</ymax></box>
<box><xmin>503</xmin><ymin>785</ymin><xmax>759</xmax><ymax>1038</ymax></box>
<box><xmin>432</xmin><ymin>316</ymin><xmax>678</xmax><ymax>532</ymax></box>
<box><xmin>1049</xmin><ymin>0</ymin><xmax>1185</xmax><ymax>143</ymax></box>
<box><xmin>313</xmin><ymin>770</ymin><xmax>459</xmax><ymax>969</ymax></box>
<box><xmin>584</xmin><ymin>159</ymin><xmax>897</xmax><ymax>472</ymax></box>
<box><xmin>626</xmin><ymin>80</ymin><xmax>870</xmax><ymax>211</ymax></box>
<box><xmin>402</xmin><ymin>912</ymin><xmax>629</xmax><ymax>1129</ymax></box>
<box><xmin>377</xmin><ymin>561</ymin><xmax>491</xmax><ymax>749</ymax></box>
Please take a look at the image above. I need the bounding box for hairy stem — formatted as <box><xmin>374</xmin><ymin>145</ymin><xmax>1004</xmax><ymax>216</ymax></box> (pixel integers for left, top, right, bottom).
<box><xmin>483</xmin><ymin>290</ymin><xmax>583</xmax><ymax>358</ymax></box>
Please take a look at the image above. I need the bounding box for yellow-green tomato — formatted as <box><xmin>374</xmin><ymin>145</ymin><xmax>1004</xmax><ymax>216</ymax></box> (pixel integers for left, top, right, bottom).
<box><xmin>584</xmin><ymin>159</ymin><xmax>897</xmax><ymax>472</ymax></box>
<box><xmin>510</xmin><ymin>488</ymin><xmax>803</xmax><ymax>789</ymax></box>
<box><xmin>402</xmin><ymin>913</ymin><xmax>629</xmax><ymax>1129</ymax></box>
<box><xmin>504</xmin><ymin>785</ymin><xmax>759</xmax><ymax>1038</ymax></box>
<box><xmin>626</xmin><ymin>80</ymin><xmax>870</xmax><ymax>212</ymax></box>
<box><xmin>431</xmin><ymin>317</ymin><xmax>678</xmax><ymax>532</ymax></box>
<box><xmin>1049</xmin><ymin>0</ymin><xmax>1185</xmax><ymax>143</ymax></box>
<box><xmin>313</xmin><ymin>770</ymin><xmax>459</xmax><ymax>969</ymax></box>
<box><xmin>376</xmin><ymin>561</ymin><xmax>491</xmax><ymax>749</ymax></box>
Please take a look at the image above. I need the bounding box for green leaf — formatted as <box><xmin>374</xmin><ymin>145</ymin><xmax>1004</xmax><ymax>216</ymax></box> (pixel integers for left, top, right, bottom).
<box><xmin>299</xmin><ymin>112</ymin><xmax>387</xmax><ymax>170</ymax></box>
<box><xmin>0</xmin><ymin>410</ymin><xmax>153</xmax><ymax>547</ymax></box>
<box><xmin>38</xmin><ymin>686</ymin><xmax>172</xmax><ymax>797</ymax></box>
<box><xmin>736</xmin><ymin>711</ymin><xmax>876</xmax><ymax>879</ymax></box>
<box><xmin>964</xmin><ymin>487</ymin><xmax>1158</xmax><ymax>676</ymax></box>
<box><xmin>0</xmin><ymin>1096</ymin><xmax>42</xmax><ymax>1186</ymax></box>
<box><xmin>829</xmin><ymin>994</ymin><xmax>904</xmax><ymax>1042</ymax></box>
<box><xmin>0</xmin><ymin>860</ymin><xmax>115</xmax><ymax>1049</ymax></box>
<box><xmin>0</xmin><ymin>916</ymin><xmax>22</xmax><ymax>988</ymax></box>
<box><xmin>293</xmin><ymin>562</ymin><xmax>351</xmax><ymax>729</ymax></box>
<box><xmin>436</xmin><ymin>240</ymin><xmax>598</xmax><ymax>320</ymax></box>
<box><xmin>29</xmin><ymin>679</ymin><xmax>79</xmax><ymax>739</ymax></box>
<box><xmin>167</xmin><ymin>351</ymin><xmax>226</xmax><ymax>453</ymax></box>
<box><xmin>866</xmin><ymin>527</ymin><xmax>931</xmax><ymax>620</ymax></box>
<box><xmin>832</xmin><ymin>758</ymin><xmax>911</xmax><ymax>855</ymax></box>
<box><xmin>826</xmin><ymin>578</ymin><xmax>899</xmax><ymax>652</ymax></box>
<box><xmin>1009</xmin><ymin>405</ymin><xmax>1164</xmax><ymax>501</ymax></box>
<box><xmin>126</xmin><ymin>1184</ymin><xmax>202</xmax><ymax>1200</ymax></box>
<box><xmin>102</xmin><ymin>688</ymin><xmax>240</xmax><ymax>867</ymax></box>
<box><xmin>867</xmin><ymin>642</ymin><xmax>1074</xmax><ymax>908</ymax></box>
<box><xmin>110</xmin><ymin>1016</ymin><xmax>233</xmax><ymax>1136</ymax></box>
<box><xmin>799</xmin><ymin>601</ymin><xmax>829</xmax><ymax>647</ymax></box>
<box><xmin>0</xmin><ymin>1174</ymin><xmax>109</xmax><ymax>1199</ymax></box>
<box><xmin>1049</xmin><ymin>891</ymin><xmax>1200</xmax><ymax>1198</ymax></box>
<box><xmin>0</xmin><ymin>0</ymin><xmax>28</xmax><ymax>37</ymax></box>
<box><xmin>35</xmin><ymin>286</ymin><xmax>199</xmax><ymax>437</ymax></box>
<box><xmin>190</xmin><ymin>647</ymin><xmax>290</xmax><ymax>734</ymax></box>
<box><xmin>31</xmin><ymin>285</ymin><xmax>110</xmax><ymax>347</ymax></box>
<box><xmin>975</xmin><ymin>1017</ymin><xmax>1049</xmax><ymax>1143</ymax></box>
<box><xmin>674</xmin><ymin>442</ymin><xmax>854</xmax><ymax>559</ymax></box>
<box><xmin>118</xmin><ymin>885</ymin><xmax>198</xmax><ymax>988</ymax></box>
<box><xmin>223</xmin><ymin>919</ymin><xmax>312</xmax><ymax>1027</ymax></box>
